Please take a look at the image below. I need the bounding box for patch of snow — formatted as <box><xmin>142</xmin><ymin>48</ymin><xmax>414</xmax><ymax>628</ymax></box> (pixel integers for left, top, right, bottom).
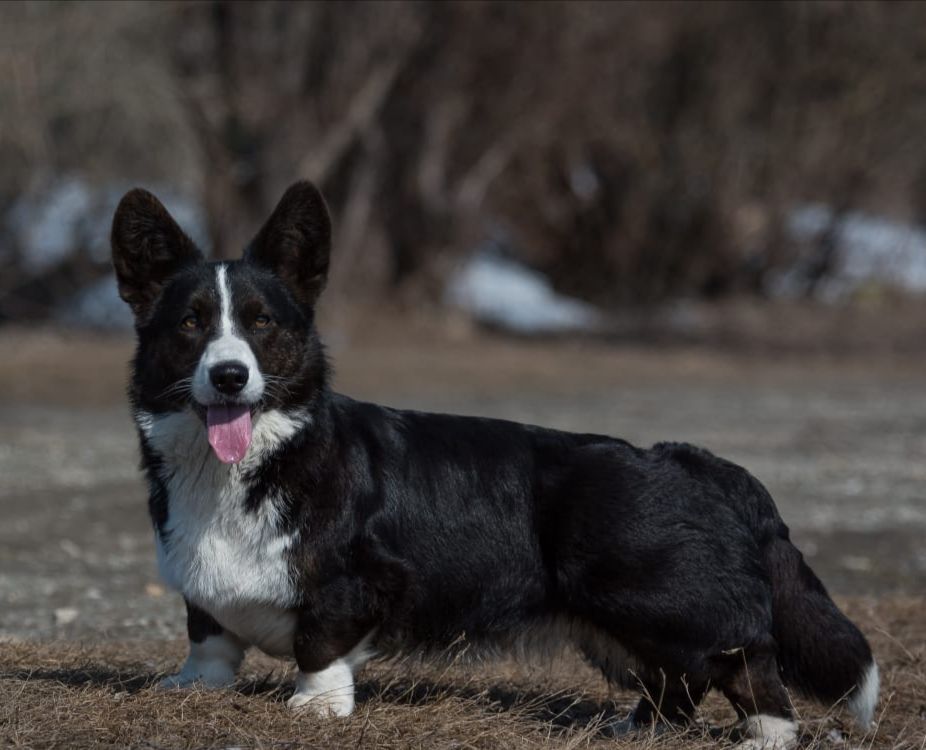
<box><xmin>6</xmin><ymin>176</ymin><xmax>209</xmax><ymax>269</ymax></box>
<box><xmin>6</xmin><ymin>178</ymin><xmax>93</xmax><ymax>273</ymax></box>
<box><xmin>56</xmin><ymin>274</ymin><xmax>133</xmax><ymax>330</ymax></box>
<box><xmin>569</xmin><ymin>163</ymin><xmax>600</xmax><ymax>201</ymax></box>
<box><xmin>446</xmin><ymin>248</ymin><xmax>603</xmax><ymax>335</ymax></box>
<box><xmin>775</xmin><ymin>204</ymin><xmax>926</xmax><ymax>299</ymax></box>
<box><xmin>4</xmin><ymin>175</ymin><xmax>208</xmax><ymax>328</ymax></box>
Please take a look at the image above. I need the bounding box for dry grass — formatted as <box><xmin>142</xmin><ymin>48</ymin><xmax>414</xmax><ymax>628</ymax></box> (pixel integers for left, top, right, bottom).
<box><xmin>1</xmin><ymin>598</ymin><xmax>923</xmax><ymax>749</ymax></box>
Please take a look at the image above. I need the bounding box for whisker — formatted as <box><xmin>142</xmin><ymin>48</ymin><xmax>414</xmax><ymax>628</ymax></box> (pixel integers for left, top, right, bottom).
<box><xmin>270</xmin><ymin>383</ymin><xmax>295</xmax><ymax>398</ymax></box>
<box><xmin>156</xmin><ymin>377</ymin><xmax>195</xmax><ymax>401</ymax></box>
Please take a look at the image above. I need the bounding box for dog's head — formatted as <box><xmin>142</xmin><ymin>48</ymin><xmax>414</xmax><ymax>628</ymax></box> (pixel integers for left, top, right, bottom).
<box><xmin>112</xmin><ymin>181</ymin><xmax>330</xmax><ymax>463</ymax></box>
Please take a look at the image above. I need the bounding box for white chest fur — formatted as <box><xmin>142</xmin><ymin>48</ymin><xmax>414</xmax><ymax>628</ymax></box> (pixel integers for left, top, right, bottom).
<box><xmin>137</xmin><ymin>408</ymin><xmax>307</xmax><ymax>655</ymax></box>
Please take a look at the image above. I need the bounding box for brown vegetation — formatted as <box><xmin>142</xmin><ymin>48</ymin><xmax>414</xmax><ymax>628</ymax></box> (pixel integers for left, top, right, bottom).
<box><xmin>1</xmin><ymin>598</ymin><xmax>922</xmax><ymax>749</ymax></box>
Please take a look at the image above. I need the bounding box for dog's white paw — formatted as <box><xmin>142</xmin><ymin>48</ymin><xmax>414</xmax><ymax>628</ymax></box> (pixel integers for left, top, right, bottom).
<box><xmin>738</xmin><ymin>740</ymin><xmax>790</xmax><ymax>750</ymax></box>
<box><xmin>738</xmin><ymin>715</ymin><xmax>798</xmax><ymax>749</ymax></box>
<box><xmin>157</xmin><ymin>661</ymin><xmax>237</xmax><ymax>690</ymax></box>
<box><xmin>287</xmin><ymin>660</ymin><xmax>355</xmax><ymax>717</ymax></box>
<box><xmin>286</xmin><ymin>689</ymin><xmax>354</xmax><ymax>717</ymax></box>
<box><xmin>157</xmin><ymin>633</ymin><xmax>244</xmax><ymax>690</ymax></box>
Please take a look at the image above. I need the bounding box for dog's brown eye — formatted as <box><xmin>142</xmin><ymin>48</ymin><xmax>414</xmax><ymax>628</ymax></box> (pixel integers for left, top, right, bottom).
<box><xmin>180</xmin><ymin>314</ymin><xmax>198</xmax><ymax>331</ymax></box>
<box><xmin>253</xmin><ymin>314</ymin><xmax>271</xmax><ymax>329</ymax></box>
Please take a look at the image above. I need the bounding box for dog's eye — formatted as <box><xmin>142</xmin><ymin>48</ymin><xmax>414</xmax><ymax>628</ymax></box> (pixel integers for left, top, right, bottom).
<box><xmin>253</xmin><ymin>314</ymin><xmax>272</xmax><ymax>329</ymax></box>
<box><xmin>180</xmin><ymin>314</ymin><xmax>199</xmax><ymax>331</ymax></box>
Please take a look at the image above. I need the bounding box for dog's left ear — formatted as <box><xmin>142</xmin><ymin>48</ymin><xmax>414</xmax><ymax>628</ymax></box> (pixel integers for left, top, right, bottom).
<box><xmin>246</xmin><ymin>181</ymin><xmax>331</xmax><ymax>307</ymax></box>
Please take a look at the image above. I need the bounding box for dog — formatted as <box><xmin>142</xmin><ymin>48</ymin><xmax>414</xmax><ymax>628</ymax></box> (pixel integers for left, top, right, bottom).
<box><xmin>111</xmin><ymin>181</ymin><xmax>878</xmax><ymax>747</ymax></box>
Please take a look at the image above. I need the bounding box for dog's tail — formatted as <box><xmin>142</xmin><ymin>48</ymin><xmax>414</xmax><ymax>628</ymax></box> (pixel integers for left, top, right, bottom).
<box><xmin>763</xmin><ymin>533</ymin><xmax>878</xmax><ymax>728</ymax></box>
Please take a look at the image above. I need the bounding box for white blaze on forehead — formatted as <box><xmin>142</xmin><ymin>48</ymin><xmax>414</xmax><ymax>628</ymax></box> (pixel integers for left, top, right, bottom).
<box><xmin>217</xmin><ymin>263</ymin><xmax>234</xmax><ymax>337</ymax></box>
<box><xmin>191</xmin><ymin>264</ymin><xmax>265</xmax><ymax>405</ymax></box>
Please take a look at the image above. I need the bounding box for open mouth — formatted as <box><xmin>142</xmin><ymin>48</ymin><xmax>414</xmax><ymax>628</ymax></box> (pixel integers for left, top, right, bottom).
<box><xmin>195</xmin><ymin>401</ymin><xmax>256</xmax><ymax>465</ymax></box>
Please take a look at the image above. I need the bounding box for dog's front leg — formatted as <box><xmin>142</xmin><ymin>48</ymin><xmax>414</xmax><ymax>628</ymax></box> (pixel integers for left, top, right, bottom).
<box><xmin>158</xmin><ymin>600</ymin><xmax>245</xmax><ymax>689</ymax></box>
<box><xmin>287</xmin><ymin>606</ymin><xmax>375</xmax><ymax>717</ymax></box>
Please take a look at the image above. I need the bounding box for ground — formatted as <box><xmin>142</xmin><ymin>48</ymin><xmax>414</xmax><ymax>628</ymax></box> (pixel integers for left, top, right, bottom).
<box><xmin>0</xmin><ymin>312</ymin><xmax>924</xmax><ymax>748</ymax></box>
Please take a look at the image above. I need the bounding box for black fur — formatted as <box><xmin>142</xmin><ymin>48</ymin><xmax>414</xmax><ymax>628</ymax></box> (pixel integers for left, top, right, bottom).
<box><xmin>113</xmin><ymin>181</ymin><xmax>876</xmax><ymax>733</ymax></box>
<box><xmin>111</xmin><ymin>189</ymin><xmax>203</xmax><ymax>320</ymax></box>
<box><xmin>186</xmin><ymin>600</ymin><xmax>224</xmax><ymax>644</ymax></box>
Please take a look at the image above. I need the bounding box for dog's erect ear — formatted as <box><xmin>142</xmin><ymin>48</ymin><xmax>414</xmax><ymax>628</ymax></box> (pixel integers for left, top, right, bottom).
<box><xmin>245</xmin><ymin>181</ymin><xmax>331</xmax><ymax>307</ymax></box>
<box><xmin>111</xmin><ymin>189</ymin><xmax>203</xmax><ymax>320</ymax></box>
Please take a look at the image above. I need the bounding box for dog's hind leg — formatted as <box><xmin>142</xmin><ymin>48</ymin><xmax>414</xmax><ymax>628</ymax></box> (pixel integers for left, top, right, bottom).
<box><xmin>599</xmin><ymin>674</ymin><xmax>707</xmax><ymax>736</ymax></box>
<box><xmin>718</xmin><ymin>647</ymin><xmax>797</xmax><ymax>749</ymax></box>
<box><xmin>575</xmin><ymin>626</ymin><xmax>705</xmax><ymax>735</ymax></box>
<box><xmin>629</xmin><ymin>674</ymin><xmax>707</xmax><ymax>728</ymax></box>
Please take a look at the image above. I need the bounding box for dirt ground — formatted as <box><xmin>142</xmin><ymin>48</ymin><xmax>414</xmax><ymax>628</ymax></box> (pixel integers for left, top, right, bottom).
<box><xmin>0</xmin><ymin>313</ymin><xmax>924</xmax><ymax>748</ymax></box>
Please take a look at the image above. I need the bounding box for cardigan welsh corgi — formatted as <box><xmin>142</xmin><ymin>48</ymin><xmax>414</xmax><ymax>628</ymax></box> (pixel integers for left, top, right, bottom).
<box><xmin>111</xmin><ymin>182</ymin><xmax>878</xmax><ymax>746</ymax></box>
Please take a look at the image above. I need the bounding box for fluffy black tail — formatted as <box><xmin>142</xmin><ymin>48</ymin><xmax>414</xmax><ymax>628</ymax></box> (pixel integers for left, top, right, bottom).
<box><xmin>763</xmin><ymin>534</ymin><xmax>878</xmax><ymax>728</ymax></box>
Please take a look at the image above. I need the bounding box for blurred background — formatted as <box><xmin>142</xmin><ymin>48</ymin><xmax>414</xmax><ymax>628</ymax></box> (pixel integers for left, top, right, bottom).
<box><xmin>4</xmin><ymin>0</ymin><xmax>926</xmax><ymax>336</ymax></box>
<box><xmin>1</xmin><ymin>1</ymin><xmax>925</xmax><ymax>641</ymax></box>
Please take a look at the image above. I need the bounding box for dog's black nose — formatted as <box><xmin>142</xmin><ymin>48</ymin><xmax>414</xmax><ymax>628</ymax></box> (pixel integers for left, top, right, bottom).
<box><xmin>210</xmin><ymin>361</ymin><xmax>250</xmax><ymax>395</ymax></box>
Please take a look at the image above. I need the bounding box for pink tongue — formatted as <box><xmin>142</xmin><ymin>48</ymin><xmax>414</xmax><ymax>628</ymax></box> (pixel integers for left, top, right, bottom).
<box><xmin>207</xmin><ymin>405</ymin><xmax>252</xmax><ymax>464</ymax></box>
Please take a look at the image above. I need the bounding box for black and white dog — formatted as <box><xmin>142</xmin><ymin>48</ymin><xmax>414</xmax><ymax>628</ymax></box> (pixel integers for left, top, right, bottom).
<box><xmin>112</xmin><ymin>182</ymin><xmax>877</xmax><ymax>747</ymax></box>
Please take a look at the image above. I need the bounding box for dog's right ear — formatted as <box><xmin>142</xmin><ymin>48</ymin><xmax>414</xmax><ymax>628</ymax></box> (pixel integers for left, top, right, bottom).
<box><xmin>111</xmin><ymin>189</ymin><xmax>203</xmax><ymax>320</ymax></box>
